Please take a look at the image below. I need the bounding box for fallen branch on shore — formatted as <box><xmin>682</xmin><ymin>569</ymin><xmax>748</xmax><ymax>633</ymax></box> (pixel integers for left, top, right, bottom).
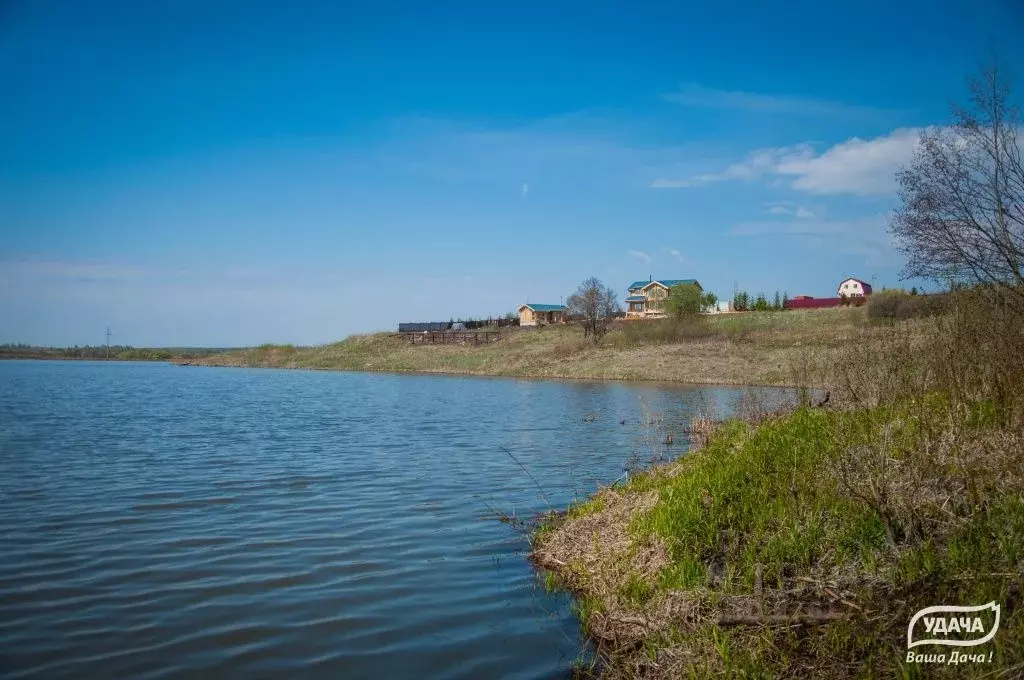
<box><xmin>716</xmin><ymin>611</ymin><xmax>848</xmax><ymax>626</ymax></box>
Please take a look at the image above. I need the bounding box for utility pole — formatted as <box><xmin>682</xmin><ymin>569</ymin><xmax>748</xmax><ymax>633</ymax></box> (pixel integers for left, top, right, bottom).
<box><xmin>105</xmin><ymin>326</ymin><xmax>111</xmax><ymax>360</ymax></box>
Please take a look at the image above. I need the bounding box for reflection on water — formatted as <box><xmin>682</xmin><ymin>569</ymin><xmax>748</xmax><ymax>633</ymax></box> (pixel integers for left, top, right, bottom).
<box><xmin>0</xmin><ymin>361</ymin><xmax>802</xmax><ymax>679</ymax></box>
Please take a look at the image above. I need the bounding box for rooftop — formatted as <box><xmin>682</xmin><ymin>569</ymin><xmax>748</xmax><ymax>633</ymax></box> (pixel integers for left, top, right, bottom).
<box><xmin>627</xmin><ymin>278</ymin><xmax>699</xmax><ymax>291</ymax></box>
<box><xmin>520</xmin><ymin>303</ymin><xmax>566</xmax><ymax>312</ymax></box>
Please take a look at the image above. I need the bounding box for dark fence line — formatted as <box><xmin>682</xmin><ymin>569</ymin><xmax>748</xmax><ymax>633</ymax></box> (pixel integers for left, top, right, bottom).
<box><xmin>466</xmin><ymin>318</ymin><xmax>519</xmax><ymax>329</ymax></box>
<box><xmin>405</xmin><ymin>331</ymin><xmax>502</xmax><ymax>345</ymax></box>
<box><xmin>398</xmin><ymin>322</ymin><xmax>451</xmax><ymax>333</ymax></box>
<box><xmin>398</xmin><ymin>318</ymin><xmax>519</xmax><ymax>333</ymax></box>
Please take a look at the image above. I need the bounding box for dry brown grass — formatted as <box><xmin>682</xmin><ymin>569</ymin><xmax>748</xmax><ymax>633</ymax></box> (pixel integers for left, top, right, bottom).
<box><xmin>185</xmin><ymin>308</ymin><xmax>895</xmax><ymax>387</ymax></box>
<box><xmin>533</xmin><ymin>489</ymin><xmax>667</xmax><ymax>638</ymax></box>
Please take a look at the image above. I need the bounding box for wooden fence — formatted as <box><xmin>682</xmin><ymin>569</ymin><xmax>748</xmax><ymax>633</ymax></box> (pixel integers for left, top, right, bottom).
<box><xmin>404</xmin><ymin>331</ymin><xmax>502</xmax><ymax>345</ymax></box>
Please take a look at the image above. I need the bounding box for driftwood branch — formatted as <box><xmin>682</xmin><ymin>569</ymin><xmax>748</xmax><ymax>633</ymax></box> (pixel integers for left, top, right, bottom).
<box><xmin>607</xmin><ymin>614</ymin><xmax>650</xmax><ymax>628</ymax></box>
<box><xmin>717</xmin><ymin>612</ymin><xmax>848</xmax><ymax>626</ymax></box>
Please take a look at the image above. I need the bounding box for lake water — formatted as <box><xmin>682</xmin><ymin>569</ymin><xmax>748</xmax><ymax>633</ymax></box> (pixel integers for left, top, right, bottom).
<box><xmin>0</xmin><ymin>361</ymin><xmax>799</xmax><ymax>679</ymax></box>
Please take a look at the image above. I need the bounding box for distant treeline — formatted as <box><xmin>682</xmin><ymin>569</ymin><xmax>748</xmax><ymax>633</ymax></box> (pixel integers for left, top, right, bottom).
<box><xmin>0</xmin><ymin>344</ymin><xmax>241</xmax><ymax>361</ymax></box>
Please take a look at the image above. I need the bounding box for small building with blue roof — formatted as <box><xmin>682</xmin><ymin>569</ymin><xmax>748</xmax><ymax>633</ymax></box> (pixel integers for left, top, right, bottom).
<box><xmin>518</xmin><ymin>303</ymin><xmax>567</xmax><ymax>326</ymax></box>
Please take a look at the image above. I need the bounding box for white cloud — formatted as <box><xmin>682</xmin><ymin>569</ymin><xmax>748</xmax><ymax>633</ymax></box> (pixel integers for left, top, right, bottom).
<box><xmin>709</xmin><ymin>145</ymin><xmax>814</xmax><ymax>182</ymax></box>
<box><xmin>654</xmin><ymin>128</ymin><xmax>922</xmax><ymax>196</ymax></box>
<box><xmin>664</xmin><ymin>83</ymin><xmax>891</xmax><ymax>119</ymax></box>
<box><xmin>652</xmin><ymin>144</ymin><xmax>813</xmax><ymax>190</ymax></box>
<box><xmin>651</xmin><ymin>178</ymin><xmax>698</xmax><ymax>188</ymax></box>
<box><xmin>668</xmin><ymin>249</ymin><xmax>685</xmax><ymax>263</ymax></box>
<box><xmin>629</xmin><ymin>250</ymin><xmax>653</xmax><ymax>264</ymax></box>
<box><xmin>795</xmin><ymin>207</ymin><xmax>816</xmax><ymax>219</ymax></box>
<box><xmin>776</xmin><ymin>128</ymin><xmax>921</xmax><ymax>195</ymax></box>
<box><xmin>521</xmin><ymin>182</ymin><xmax>529</xmax><ymax>197</ymax></box>
<box><xmin>767</xmin><ymin>205</ymin><xmax>791</xmax><ymax>215</ymax></box>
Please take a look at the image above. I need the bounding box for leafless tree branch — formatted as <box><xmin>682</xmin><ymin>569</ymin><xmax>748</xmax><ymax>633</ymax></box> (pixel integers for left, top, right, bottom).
<box><xmin>891</xmin><ymin>58</ymin><xmax>1024</xmax><ymax>302</ymax></box>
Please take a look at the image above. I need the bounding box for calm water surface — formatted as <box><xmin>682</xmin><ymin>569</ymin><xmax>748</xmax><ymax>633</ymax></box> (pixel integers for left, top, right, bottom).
<box><xmin>0</xmin><ymin>361</ymin><xmax>798</xmax><ymax>679</ymax></box>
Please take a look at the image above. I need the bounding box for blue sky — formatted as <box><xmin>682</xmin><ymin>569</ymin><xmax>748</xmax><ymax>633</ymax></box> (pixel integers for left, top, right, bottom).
<box><xmin>2</xmin><ymin>0</ymin><xmax>1022</xmax><ymax>346</ymax></box>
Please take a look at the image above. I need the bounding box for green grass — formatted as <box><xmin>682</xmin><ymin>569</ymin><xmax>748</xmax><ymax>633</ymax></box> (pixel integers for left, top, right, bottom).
<box><xmin>538</xmin><ymin>400</ymin><xmax>1024</xmax><ymax>678</ymax></box>
<box><xmin>629</xmin><ymin>410</ymin><xmax>888</xmax><ymax>591</ymax></box>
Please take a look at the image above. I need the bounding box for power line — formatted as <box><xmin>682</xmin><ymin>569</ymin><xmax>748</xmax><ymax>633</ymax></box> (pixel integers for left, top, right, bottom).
<box><xmin>105</xmin><ymin>326</ymin><xmax>111</xmax><ymax>360</ymax></box>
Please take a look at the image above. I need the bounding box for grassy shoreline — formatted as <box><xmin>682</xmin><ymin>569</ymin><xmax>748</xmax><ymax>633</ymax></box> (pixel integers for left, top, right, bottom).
<box><xmin>531</xmin><ymin>403</ymin><xmax>1022</xmax><ymax>678</ymax></box>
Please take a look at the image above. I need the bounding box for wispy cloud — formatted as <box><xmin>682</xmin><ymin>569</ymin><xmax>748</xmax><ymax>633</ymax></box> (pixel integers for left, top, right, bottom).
<box><xmin>383</xmin><ymin>114</ymin><xmax>701</xmax><ymax>192</ymax></box>
<box><xmin>0</xmin><ymin>260</ymin><xmax>159</xmax><ymax>283</ymax></box>
<box><xmin>668</xmin><ymin>248</ymin><xmax>685</xmax><ymax>263</ymax></box>
<box><xmin>665</xmin><ymin>82</ymin><xmax>891</xmax><ymax>119</ymax></box>
<box><xmin>730</xmin><ymin>220</ymin><xmax>850</xmax><ymax>236</ymax></box>
<box><xmin>652</xmin><ymin>144</ymin><xmax>814</xmax><ymax>190</ymax></box>
<box><xmin>653</xmin><ymin>128</ymin><xmax>922</xmax><ymax>196</ymax></box>
<box><xmin>728</xmin><ymin>216</ymin><xmax>898</xmax><ymax>267</ymax></box>
<box><xmin>650</xmin><ymin>178</ymin><xmax>698</xmax><ymax>188</ymax></box>
<box><xmin>629</xmin><ymin>250</ymin><xmax>653</xmax><ymax>264</ymax></box>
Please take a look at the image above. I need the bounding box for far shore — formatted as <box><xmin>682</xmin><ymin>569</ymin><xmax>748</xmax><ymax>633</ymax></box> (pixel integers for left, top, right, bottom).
<box><xmin>179</xmin><ymin>307</ymin><xmax>877</xmax><ymax>388</ymax></box>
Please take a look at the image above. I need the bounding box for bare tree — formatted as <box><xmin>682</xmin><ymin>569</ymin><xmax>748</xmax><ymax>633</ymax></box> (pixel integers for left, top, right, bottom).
<box><xmin>566</xmin><ymin>277</ymin><xmax>621</xmax><ymax>344</ymax></box>
<box><xmin>891</xmin><ymin>59</ymin><xmax>1024</xmax><ymax>301</ymax></box>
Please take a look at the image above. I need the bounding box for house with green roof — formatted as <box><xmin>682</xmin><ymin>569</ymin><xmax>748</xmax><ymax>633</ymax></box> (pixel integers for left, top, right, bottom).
<box><xmin>518</xmin><ymin>303</ymin><xmax>567</xmax><ymax>327</ymax></box>
<box><xmin>625</xmin><ymin>278</ymin><xmax>702</xmax><ymax>318</ymax></box>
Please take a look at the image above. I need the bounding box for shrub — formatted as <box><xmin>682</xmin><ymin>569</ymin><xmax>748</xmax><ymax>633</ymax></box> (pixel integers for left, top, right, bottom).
<box><xmin>868</xmin><ymin>290</ymin><xmax>945</xmax><ymax>321</ymax></box>
<box><xmin>616</xmin><ymin>318</ymin><xmax>717</xmax><ymax>347</ymax></box>
<box><xmin>837</xmin><ymin>289</ymin><xmax>1024</xmax><ymax>424</ymax></box>
<box><xmin>665</xmin><ymin>283</ymin><xmax>702</xmax><ymax>318</ymax></box>
<box><xmin>866</xmin><ymin>290</ymin><xmax>903</xmax><ymax>320</ymax></box>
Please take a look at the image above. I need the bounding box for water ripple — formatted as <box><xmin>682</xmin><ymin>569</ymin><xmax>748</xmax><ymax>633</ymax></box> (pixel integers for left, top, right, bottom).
<box><xmin>0</xmin><ymin>360</ymin><xmax>800</xmax><ymax>679</ymax></box>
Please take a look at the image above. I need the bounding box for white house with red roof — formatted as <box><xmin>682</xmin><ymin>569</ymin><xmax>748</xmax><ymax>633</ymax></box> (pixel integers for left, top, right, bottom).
<box><xmin>837</xmin><ymin>277</ymin><xmax>873</xmax><ymax>298</ymax></box>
